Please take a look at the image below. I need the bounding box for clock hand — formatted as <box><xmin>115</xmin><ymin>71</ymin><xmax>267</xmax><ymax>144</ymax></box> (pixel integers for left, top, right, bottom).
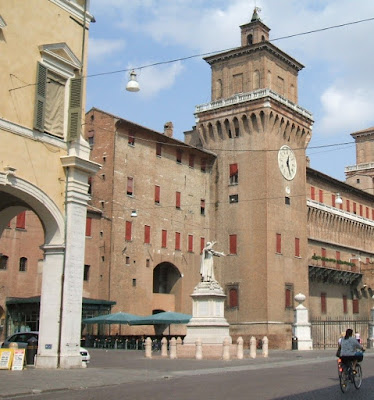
<box><xmin>286</xmin><ymin>156</ymin><xmax>291</xmax><ymax>173</ymax></box>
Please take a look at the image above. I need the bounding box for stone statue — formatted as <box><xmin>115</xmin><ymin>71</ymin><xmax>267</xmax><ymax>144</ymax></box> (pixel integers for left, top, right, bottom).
<box><xmin>200</xmin><ymin>241</ymin><xmax>225</xmax><ymax>282</ymax></box>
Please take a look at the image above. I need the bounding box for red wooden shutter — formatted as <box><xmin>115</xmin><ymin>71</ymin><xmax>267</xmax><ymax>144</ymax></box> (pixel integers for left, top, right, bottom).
<box><xmin>155</xmin><ymin>185</ymin><xmax>160</xmax><ymax>203</ymax></box>
<box><xmin>175</xmin><ymin>232</ymin><xmax>181</xmax><ymax>250</ymax></box>
<box><xmin>200</xmin><ymin>237</ymin><xmax>205</xmax><ymax>254</ymax></box>
<box><xmin>162</xmin><ymin>230</ymin><xmax>167</xmax><ymax>248</ymax></box>
<box><xmin>188</xmin><ymin>235</ymin><xmax>193</xmax><ymax>252</ymax></box>
<box><xmin>229</xmin><ymin>163</ymin><xmax>238</xmax><ymax>176</ymax></box>
<box><xmin>276</xmin><ymin>233</ymin><xmax>281</xmax><ymax>254</ymax></box>
<box><xmin>16</xmin><ymin>211</ymin><xmax>26</xmax><ymax>229</ymax></box>
<box><xmin>285</xmin><ymin>288</ymin><xmax>292</xmax><ymax>308</ymax></box>
<box><xmin>310</xmin><ymin>186</ymin><xmax>315</xmax><ymax>200</ymax></box>
<box><xmin>229</xmin><ymin>234</ymin><xmax>237</xmax><ymax>254</ymax></box>
<box><xmin>144</xmin><ymin>225</ymin><xmax>150</xmax><ymax>244</ymax></box>
<box><xmin>229</xmin><ymin>288</ymin><xmax>238</xmax><ymax>308</ymax></box>
<box><xmin>176</xmin><ymin>192</ymin><xmax>181</xmax><ymax>208</ymax></box>
<box><xmin>319</xmin><ymin>189</ymin><xmax>323</xmax><ymax>203</ymax></box>
<box><xmin>346</xmin><ymin>200</ymin><xmax>350</xmax><ymax>212</ymax></box>
<box><xmin>85</xmin><ymin>217</ymin><xmax>92</xmax><ymax>237</ymax></box>
<box><xmin>332</xmin><ymin>194</ymin><xmax>336</xmax><ymax>207</ymax></box>
<box><xmin>321</xmin><ymin>248</ymin><xmax>326</xmax><ymax>266</ymax></box>
<box><xmin>125</xmin><ymin>221</ymin><xmax>132</xmax><ymax>241</ymax></box>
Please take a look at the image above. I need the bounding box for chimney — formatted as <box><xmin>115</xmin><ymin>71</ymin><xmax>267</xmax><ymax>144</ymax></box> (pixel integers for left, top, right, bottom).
<box><xmin>164</xmin><ymin>122</ymin><xmax>173</xmax><ymax>137</ymax></box>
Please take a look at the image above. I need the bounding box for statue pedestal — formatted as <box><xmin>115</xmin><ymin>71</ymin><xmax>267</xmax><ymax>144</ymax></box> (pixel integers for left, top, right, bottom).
<box><xmin>183</xmin><ymin>281</ymin><xmax>231</xmax><ymax>345</ymax></box>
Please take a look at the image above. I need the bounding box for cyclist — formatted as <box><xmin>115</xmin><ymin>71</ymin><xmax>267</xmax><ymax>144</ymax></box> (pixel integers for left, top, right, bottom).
<box><xmin>340</xmin><ymin>328</ymin><xmax>364</xmax><ymax>373</ymax></box>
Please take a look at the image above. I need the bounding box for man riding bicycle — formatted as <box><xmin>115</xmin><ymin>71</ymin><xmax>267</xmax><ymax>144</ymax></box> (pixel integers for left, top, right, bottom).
<box><xmin>339</xmin><ymin>328</ymin><xmax>364</xmax><ymax>372</ymax></box>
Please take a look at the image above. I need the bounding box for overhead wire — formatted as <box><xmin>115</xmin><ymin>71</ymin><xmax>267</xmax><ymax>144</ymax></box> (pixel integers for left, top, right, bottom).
<box><xmin>8</xmin><ymin>17</ymin><xmax>374</xmax><ymax>91</ymax></box>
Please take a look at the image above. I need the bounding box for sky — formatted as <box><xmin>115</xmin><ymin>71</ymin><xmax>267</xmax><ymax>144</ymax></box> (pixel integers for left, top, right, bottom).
<box><xmin>85</xmin><ymin>0</ymin><xmax>374</xmax><ymax>181</ymax></box>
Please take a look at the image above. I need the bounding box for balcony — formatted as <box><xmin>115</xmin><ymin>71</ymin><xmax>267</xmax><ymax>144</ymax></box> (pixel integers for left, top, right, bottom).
<box><xmin>309</xmin><ymin>257</ymin><xmax>362</xmax><ymax>286</ymax></box>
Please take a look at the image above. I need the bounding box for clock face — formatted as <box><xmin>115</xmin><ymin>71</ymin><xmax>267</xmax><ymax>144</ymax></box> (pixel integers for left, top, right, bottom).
<box><xmin>278</xmin><ymin>145</ymin><xmax>297</xmax><ymax>180</ymax></box>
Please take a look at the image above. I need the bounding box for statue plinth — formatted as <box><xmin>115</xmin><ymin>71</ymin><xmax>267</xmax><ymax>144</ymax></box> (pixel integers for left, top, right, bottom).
<box><xmin>183</xmin><ymin>280</ymin><xmax>231</xmax><ymax>345</ymax></box>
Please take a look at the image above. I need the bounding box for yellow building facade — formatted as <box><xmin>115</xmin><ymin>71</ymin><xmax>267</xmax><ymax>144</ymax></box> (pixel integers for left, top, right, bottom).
<box><xmin>0</xmin><ymin>0</ymin><xmax>99</xmax><ymax>368</ymax></box>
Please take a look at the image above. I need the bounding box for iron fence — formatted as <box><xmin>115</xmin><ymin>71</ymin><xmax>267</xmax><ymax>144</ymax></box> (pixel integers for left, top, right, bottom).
<box><xmin>311</xmin><ymin>318</ymin><xmax>369</xmax><ymax>349</ymax></box>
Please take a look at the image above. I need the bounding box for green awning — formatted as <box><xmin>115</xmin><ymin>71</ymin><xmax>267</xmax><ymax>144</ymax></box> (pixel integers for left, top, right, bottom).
<box><xmin>6</xmin><ymin>296</ymin><xmax>116</xmax><ymax>306</ymax></box>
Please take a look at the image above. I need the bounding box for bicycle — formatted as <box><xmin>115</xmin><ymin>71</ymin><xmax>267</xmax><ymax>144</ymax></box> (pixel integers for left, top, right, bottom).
<box><xmin>338</xmin><ymin>353</ymin><xmax>363</xmax><ymax>393</ymax></box>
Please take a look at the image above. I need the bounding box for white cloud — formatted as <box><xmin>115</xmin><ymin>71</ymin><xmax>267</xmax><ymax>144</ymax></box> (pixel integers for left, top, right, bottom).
<box><xmin>123</xmin><ymin>62</ymin><xmax>185</xmax><ymax>98</ymax></box>
<box><xmin>319</xmin><ymin>86</ymin><xmax>374</xmax><ymax>135</ymax></box>
<box><xmin>88</xmin><ymin>38</ymin><xmax>126</xmax><ymax>62</ymax></box>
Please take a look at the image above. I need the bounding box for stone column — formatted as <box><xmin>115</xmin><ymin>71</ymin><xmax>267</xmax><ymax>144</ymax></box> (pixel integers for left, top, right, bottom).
<box><xmin>35</xmin><ymin>245</ymin><xmax>65</xmax><ymax>368</ymax></box>
<box><xmin>292</xmin><ymin>293</ymin><xmax>313</xmax><ymax>350</ymax></box>
<box><xmin>58</xmin><ymin>147</ymin><xmax>100</xmax><ymax>368</ymax></box>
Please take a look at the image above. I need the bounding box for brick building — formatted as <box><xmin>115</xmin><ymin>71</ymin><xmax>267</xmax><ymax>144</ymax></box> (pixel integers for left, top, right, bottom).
<box><xmin>1</xmin><ymin>8</ymin><xmax>374</xmax><ymax>349</ymax></box>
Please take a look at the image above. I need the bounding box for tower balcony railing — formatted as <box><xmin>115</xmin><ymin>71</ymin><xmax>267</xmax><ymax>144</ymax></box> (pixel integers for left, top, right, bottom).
<box><xmin>194</xmin><ymin>88</ymin><xmax>313</xmax><ymax>121</ymax></box>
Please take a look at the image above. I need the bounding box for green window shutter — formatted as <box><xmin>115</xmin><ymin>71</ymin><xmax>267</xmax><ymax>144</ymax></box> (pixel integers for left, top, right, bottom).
<box><xmin>34</xmin><ymin>62</ymin><xmax>47</xmax><ymax>131</ymax></box>
<box><xmin>67</xmin><ymin>77</ymin><xmax>82</xmax><ymax>141</ymax></box>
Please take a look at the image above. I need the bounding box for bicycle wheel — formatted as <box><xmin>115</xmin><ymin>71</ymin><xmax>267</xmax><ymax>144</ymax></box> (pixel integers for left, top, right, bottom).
<box><xmin>353</xmin><ymin>364</ymin><xmax>362</xmax><ymax>389</ymax></box>
<box><xmin>339</xmin><ymin>370</ymin><xmax>349</xmax><ymax>393</ymax></box>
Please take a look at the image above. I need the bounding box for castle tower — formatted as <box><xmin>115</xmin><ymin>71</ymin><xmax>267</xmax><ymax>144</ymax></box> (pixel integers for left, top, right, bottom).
<box><xmin>192</xmin><ymin>9</ymin><xmax>314</xmax><ymax>347</ymax></box>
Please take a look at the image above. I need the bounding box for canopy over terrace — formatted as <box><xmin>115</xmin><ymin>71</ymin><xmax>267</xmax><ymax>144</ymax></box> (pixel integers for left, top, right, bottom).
<box><xmin>129</xmin><ymin>311</ymin><xmax>192</xmax><ymax>336</ymax></box>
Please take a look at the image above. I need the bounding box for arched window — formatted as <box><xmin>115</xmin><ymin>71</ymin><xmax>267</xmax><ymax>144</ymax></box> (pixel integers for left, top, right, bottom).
<box><xmin>247</xmin><ymin>34</ymin><xmax>253</xmax><ymax>45</ymax></box>
<box><xmin>19</xmin><ymin>257</ymin><xmax>27</xmax><ymax>272</ymax></box>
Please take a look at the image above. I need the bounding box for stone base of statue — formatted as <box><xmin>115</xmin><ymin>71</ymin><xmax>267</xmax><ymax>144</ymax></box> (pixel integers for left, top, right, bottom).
<box><xmin>183</xmin><ymin>280</ymin><xmax>231</xmax><ymax>345</ymax></box>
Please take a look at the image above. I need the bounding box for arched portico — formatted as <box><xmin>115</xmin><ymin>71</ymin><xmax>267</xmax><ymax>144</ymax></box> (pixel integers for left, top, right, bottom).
<box><xmin>0</xmin><ymin>149</ymin><xmax>100</xmax><ymax>369</ymax></box>
<box><xmin>0</xmin><ymin>171</ymin><xmax>66</xmax><ymax>368</ymax></box>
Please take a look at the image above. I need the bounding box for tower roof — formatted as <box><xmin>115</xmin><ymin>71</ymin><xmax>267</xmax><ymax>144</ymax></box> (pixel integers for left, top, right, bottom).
<box><xmin>251</xmin><ymin>7</ymin><xmax>261</xmax><ymax>22</ymax></box>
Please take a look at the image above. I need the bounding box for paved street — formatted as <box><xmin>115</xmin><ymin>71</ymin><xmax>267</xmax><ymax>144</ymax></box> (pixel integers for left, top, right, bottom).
<box><xmin>2</xmin><ymin>349</ymin><xmax>374</xmax><ymax>399</ymax></box>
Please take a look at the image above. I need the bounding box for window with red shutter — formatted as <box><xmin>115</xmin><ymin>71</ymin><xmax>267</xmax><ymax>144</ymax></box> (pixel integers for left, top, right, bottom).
<box><xmin>285</xmin><ymin>285</ymin><xmax>293</xmax><ymax>308</ymax></box>
<box><xmin>155</xmin><ymin>185</ymin><xmax>160</xmax><ymax>204</ymax></box>
<box><xmin>310</xmin><ymin>186</ymin><xmax>315</xmax><ymax>200</ymax></box>
<box><xmin>125</xmin><ymin>221</ymin><xmax>132</xmax><ymax>241</ymax></box>
<box><xmin>176</xmin><ymin>192</ymin><xmax>181</xmax><ymax>209</ymax></box>
<box><xmin>276</xmin><ymin>233</ymin><xmax>281</xmax><ymax>254</ymax></box>
<box><xmin>144</xmin><ymin>225</ymin><xmax>150</xmax><ymax>244</ymax></box>
<box><xmin>175</xmin><ymin>232</ymin><xmax>181</xmax><ymax>250</ymax></box>
<box><xmin>321</xmin><ymin>248</ymin><xmax>326</xmax><ymax>266</ymax></box>
<box><xmin>353</xmin><ymin>202</ymin><xmax>357</xmax><ymax>214</ymax></box>
<box><xmin>16</xmin><ymin>211</ymin><xmax>26</xmax><ymax>229</ymax></box>
<box><xmin>162</xmin><ymin>230</ymin><xmax>167</xmax><ymax>248</ymax></box>
<box><xmin>85</xmin><ymin>217</ymin><xmax>92</xmax><ymax>237</ymax></box>
<box><xmin>319</xmin><ymin>189</ymin><xmax>323</xmax><ymax>203</ymax></box>
<box><xmin>229</xmin><ymin>288</ymin><xmax>238</xmax><ymax>308</ymax></box>
<box><xmin>346</xmin><ymin>200</ymin><xmax>350</xmax><ymax>212</ymax></box>
<box><xmin>229</xmin><ymin>234</ymin><xmax>237</xmax><ymax>255</ymax></box>
<box><xmin>359</xmin><ymin>204</ymin><xmax>363</xmax><ymax>216</ymax></box>
<box><xmin>200</xmin><ymin>237</ymin><xmax>205</xmax><ymax>254</ymax></box>
<box><xmin>336</xmin><ymin>251</ymin><xmax>340</xmax><ymax>268</ymax></box>
<box><xmin>229</xmin><ymin>163</ymin><xmax>238</xmax><ymax>184</ymax></box>
<box><xmin>332</xmin><ymin>194</ymin><xmax>336</xmax><ymax>207</ymax></box>
<box><xmin>188</xmin><ymin>235</ymin><xmax>193</xmax><ymax>252</ymax></box>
